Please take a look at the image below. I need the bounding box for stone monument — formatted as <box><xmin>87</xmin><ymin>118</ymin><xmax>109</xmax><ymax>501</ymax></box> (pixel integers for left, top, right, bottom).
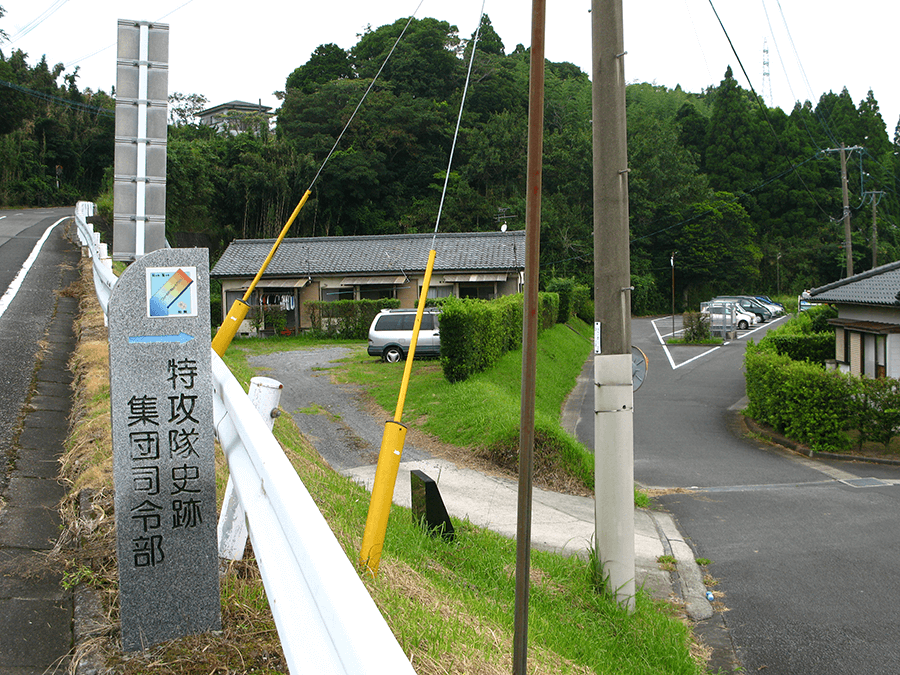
<box><xmin>108</xmin><ymin>248</ymin><xmax>221</xmax><ymax>650</ymax></box>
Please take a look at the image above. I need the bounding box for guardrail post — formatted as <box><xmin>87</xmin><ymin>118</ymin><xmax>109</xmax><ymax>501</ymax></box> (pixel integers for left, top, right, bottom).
<box><xmin>217</xmin><ymin>376</ymin><xmax>284</xmax><ymax>561</ymax></box>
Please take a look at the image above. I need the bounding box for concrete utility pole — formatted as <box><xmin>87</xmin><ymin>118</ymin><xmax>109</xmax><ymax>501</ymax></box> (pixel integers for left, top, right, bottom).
<box><xmin>591</xmin><ymin>0</ymin><xmax>635</xmax><ymax>610</ymax></box>
<box><xmin>823</xmin><ymin>144</ymin><xmax>863</xmax><ymax>278</ymax></box>
<box><xmin>869</xmin><ymin>191</ymin><xmax>883</xmax><ymax>268</ymax></box>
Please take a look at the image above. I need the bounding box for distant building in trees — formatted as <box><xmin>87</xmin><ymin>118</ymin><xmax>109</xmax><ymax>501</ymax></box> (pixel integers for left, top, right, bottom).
<box><xmin>197</xmin><ymin>100</ymin><xmax>272</xmax><ymax>135</ymax></box>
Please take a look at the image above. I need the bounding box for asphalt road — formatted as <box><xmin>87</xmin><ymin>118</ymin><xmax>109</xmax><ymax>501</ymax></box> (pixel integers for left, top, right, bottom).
<box><xmin>0</xmin><ymin>207</ymin><xmax>77</xmax><ymax>487</ymax></box>
<box><xmin>572</xmin><ymin>316</ymin><xmax>900</xmax><ymax>674</ymax></box>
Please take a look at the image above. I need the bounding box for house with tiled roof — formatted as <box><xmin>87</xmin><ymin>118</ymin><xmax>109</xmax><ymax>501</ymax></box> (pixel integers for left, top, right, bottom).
<box><xmin>198</xmin><ymin>100</ymin><xmax>272</xmax><ymax>134</ymax></box>
<box><xmin>806</xmin><ymin>260</ymin><xmax>900</xmax><ymax>378</ymax></box>
<box><xmin>210</xmin><ymin>231</ymin><xmax>525</xmax><ymax>334</ymax></box>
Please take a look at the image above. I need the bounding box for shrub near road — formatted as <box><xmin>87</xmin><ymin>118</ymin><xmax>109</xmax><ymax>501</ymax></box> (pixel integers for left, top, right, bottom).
<box><xmin>745</xmin><ymin>304</ymin><xmax>900</xmax><ymax>454</ymax></box>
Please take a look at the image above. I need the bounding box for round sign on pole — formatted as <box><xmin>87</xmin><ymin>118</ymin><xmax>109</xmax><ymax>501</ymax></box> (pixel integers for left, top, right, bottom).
<box><xmin>632</xmin><ymin>345</ymin><xmax>648</xmax><ymax>391</ymax></box>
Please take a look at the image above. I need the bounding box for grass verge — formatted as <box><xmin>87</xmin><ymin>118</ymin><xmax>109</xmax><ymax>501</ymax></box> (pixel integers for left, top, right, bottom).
<box><xmin>56</xmin><ymin>263</ymin><xmax>704</xmax><ymax>673</ymax></box>
<box><xmin>336</xmin><ymin>322</ymin><xmax>597</xmax><ymax>490</ymax></box>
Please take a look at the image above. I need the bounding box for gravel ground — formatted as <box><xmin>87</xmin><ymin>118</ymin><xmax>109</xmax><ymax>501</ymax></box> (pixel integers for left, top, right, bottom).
<box><xmin>247</xmin><ymin>347</ymin><xmax>438</xmax><ymax>473</ymax></box>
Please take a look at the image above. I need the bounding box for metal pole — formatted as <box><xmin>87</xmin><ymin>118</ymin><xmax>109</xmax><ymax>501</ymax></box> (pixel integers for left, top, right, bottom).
<box><xmin>591</xmin><ymin>0</ymin><xmax>635</xmax><ymax>611</ymax></box>
<box><xmin>513</xmin><ymin>0</ymin><xmax>545</xmax><ymax>670</ymax></box>
<box><xmin>670</xmin><ymin>252</ymin><xmax>675</xmax><ymax>340</ymax></box>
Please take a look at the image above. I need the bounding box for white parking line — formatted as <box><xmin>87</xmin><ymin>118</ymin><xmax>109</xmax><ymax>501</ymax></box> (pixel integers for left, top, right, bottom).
<box><xmin>650</xmin><ymin>313</ymin><xmax>789</xmax><ymax>370</ymax></box>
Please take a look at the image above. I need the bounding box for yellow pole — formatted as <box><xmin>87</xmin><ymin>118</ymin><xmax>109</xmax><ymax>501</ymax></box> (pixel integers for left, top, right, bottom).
<box><xmin>359</xmin><ymin>248</ymin><xmax>436</xmax><ymax>575</ymax></box>
<box><xmin>211</xmin><ymin>190</ymin><xmax>312</xmax><ymax>356</ymax></box>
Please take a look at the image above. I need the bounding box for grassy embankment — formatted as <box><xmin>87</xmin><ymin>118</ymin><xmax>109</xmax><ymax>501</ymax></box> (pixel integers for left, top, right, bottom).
<box><xmin>59</xmin><ymin>265</ymin><xmax>704</xmax><ymax>673</ymax></box>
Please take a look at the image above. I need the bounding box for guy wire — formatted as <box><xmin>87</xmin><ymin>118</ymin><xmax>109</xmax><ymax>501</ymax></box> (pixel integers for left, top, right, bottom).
<box><xmin>307</xmin><ymin>1</ymin><xmax>426</xmax><ymax>194</ymax></box>
<box><xmin>432</xmin><ymin>0</ymin><xmax>487</xmax><ymax>250</ymax></box>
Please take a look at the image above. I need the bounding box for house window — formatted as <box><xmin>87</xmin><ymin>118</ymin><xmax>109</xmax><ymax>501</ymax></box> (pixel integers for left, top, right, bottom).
<box><xmin>321</xmin><ymin>287</ymin><xmax>353</xmax><ymax>302</ymax></box>
<box><xmin>459</xmin><ymin>284</ymin><xmax>495</xmax><ymax>300</ymax></box>
<box><xmin>427</xmin><ymin>286</ymin><xmax>453</xmax><ymax>299</ymax></box>
<box><xmin>359</xmin><ymin>285</ymin><xmax>395</xmax><ymax>300</ymax></box>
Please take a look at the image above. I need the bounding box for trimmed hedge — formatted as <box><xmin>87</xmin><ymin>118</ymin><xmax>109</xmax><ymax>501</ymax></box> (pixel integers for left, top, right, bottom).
<box><xmin>760</xmin><ymin>333</ymin><xmax>834</xmax><ymax>364</ymax></box>
<box><xmin>306</xmin><ymin>298</ymin><xmax>400</xmax><ymax>339</ymax></box>
<box><xmin>744</xmin><ymin>346</ymin><xmax>853</xmax><ymax>451</ymax></box>
<box><xmin>756</xmin><ymin>304</ymin><xmax>837</xmax><ymax>364</ymax></box>
<box><xmin>439</xmin><ymin>292</ymin><xmax>559</xmax><ymax>383</ymax></box>
<box><xmin>545</xmin><ymin>277</ymin><xmax>592</xmax><ymax>324</ymax></box>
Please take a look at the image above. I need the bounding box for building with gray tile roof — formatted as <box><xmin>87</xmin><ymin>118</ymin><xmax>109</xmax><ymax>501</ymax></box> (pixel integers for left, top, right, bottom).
<box><xmin>806</xmin><ymin>260</ymin><xmax>900</xmax><ymax>378</ymax></box>
<box><xmin>807</xmin><ymin>260</ymin><xmax>900</xmax><ymax>307</ymax></box>
<box><xmin>211</xmin><ymin>231</ymin><xmax>525</xmax><ymax>335</ymax></box>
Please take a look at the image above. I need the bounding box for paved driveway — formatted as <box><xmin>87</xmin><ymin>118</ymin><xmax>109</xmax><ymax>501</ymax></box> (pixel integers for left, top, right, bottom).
<box><xmin>570</xmin><ymin>316</ymin><xmax>900</xmax><ymax>674</ymax></box>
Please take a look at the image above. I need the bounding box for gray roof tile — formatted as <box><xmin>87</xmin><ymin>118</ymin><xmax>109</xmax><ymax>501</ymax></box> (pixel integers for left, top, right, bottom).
<box><xmin>807</xmin><ymin>260</ymin><xmax>900</xmax><ymax>306</ymax></box>
<box><xmin>211</xmin><ymin>231</ymin><xmax>527</xmax><ymax>278</ymax></box>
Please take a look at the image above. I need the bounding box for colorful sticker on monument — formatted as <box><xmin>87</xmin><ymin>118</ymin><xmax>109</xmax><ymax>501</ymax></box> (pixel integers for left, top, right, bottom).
<box><xmin>146</xmin><ymin>267</ymin><xmax>198</xmax><ymax>317</ymax></box>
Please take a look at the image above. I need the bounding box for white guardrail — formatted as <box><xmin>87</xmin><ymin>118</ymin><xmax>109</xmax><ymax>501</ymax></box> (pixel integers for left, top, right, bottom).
<box><xmin>73</xmin><ymin>202</ymin><xmax>416</xmax><ymax>675</ymax></box>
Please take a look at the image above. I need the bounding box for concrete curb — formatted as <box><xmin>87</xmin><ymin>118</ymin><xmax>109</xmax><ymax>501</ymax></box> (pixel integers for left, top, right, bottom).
<box><xmin>652</xmin><ymin>511</ymin><xmax>713</xmax><ymax>621</ymax></box>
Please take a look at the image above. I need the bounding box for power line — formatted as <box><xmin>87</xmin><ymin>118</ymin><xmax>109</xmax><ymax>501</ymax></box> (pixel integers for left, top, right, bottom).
<box><xmin>65</xmin><ymin>0</ymin><xmax>199</xmax><ymax>71</ymax></box>
<box><xmin>629</xmin><ymin>153</ymin><xmax>821</xmax><ymax>244</ymax></box>
<box><xmin>8</xmin><ymin>0</ymin><xmax>71</xmax><ymax>44</ymax></box>
<box><xmin>706</xmin><ymin>0</ymin><xmax>835</xmax><ymax>220</ymax></box>
<box><xmin>0</xmin><ymin>78</ymin><xmax>115</xmax><ymax>117</ymax></box>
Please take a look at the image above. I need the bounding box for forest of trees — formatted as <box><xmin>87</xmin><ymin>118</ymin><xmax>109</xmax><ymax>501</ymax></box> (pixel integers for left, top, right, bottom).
<box><xmin>2</xmin><ymin>9</ymin><xmax>899</xmax><ymax>313</ymax></box>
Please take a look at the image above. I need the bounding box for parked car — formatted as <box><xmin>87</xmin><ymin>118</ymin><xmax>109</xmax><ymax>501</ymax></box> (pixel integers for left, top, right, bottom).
<box><xmin>713</xmin><ymin>296</ymin><xmax>773</xmax><ymax>323</ymax></box>
<box><xmin>702</xmin><ymin>302</ymin><xmax>757</xmax><ymax>330</ymax></box>
<box><xmin>754</xmin><ymin>295</ymin><xmax>785</xmax><ymax>315</ymax></box>
<box><xmin>367</xmin><ymin>308</ymin><xmax>441</xmax><ymax>362</ymax></box>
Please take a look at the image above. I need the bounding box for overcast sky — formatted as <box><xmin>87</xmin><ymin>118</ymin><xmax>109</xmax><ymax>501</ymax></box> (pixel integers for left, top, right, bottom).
<box><xmin>2</xmin><ymin>0</ymin><xmax>898</xmax><ymax>137</ymax></box>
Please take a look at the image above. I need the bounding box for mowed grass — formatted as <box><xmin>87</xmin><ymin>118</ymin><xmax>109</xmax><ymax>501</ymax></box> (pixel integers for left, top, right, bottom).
<box><xmin>62</xmin><ymin>266</ymin><xmax>701</xmax><ymax>674</ymax></box>
<box><xmin>226</xmin><ymin>340</ymin><xmax>705</xmax><ymax>674</ymax></box>
<box><xmin>336</xmin><ymin>319</ymin><xmax>598</xmax><ymax>490</ymax></box>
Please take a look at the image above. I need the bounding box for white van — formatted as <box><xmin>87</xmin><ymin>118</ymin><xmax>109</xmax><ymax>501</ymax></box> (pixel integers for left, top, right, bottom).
<box><xmin>367</xmin><ymin>308</ymin><xmax>441</xmax><ymax>362</ymax></box>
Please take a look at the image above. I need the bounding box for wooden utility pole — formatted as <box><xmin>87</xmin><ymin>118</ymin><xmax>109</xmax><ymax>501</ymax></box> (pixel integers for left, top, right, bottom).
<box><xmin>823</xmin><ymin>144</ymin><xmax>863</xmax><ymax>278</ymax></box>
<box><xmin>840</xmin><ymin>144</ymin><xmax>853</xmax><ymax>277</ymax></box>
<box><xmin>591</xmin><ymin>0</ymin><xmax>635</xmax><ymax>611</ymax></box>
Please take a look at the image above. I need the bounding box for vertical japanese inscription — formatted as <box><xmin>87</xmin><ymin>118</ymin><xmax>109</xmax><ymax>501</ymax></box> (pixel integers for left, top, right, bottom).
<box><xmin>109</xmin><ymin>249</ymin><xmax>220</xmax><ymax>651</ymax></box>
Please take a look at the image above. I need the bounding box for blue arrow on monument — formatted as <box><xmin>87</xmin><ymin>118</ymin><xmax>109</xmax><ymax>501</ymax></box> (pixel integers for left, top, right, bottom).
<box><xmin>128</xmin><ymin>332</ymin><xmax>195</xmax><ymax>344</ymax></box>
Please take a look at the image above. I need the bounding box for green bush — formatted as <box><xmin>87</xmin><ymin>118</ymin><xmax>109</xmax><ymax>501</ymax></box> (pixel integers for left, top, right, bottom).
<box><xmin>854</xmin><ymin>377</ymin><xmax>900</xmax><ymax>449</ymax></box>
<box><xmin>306</xmin><ymin>298</ymin><xmax>400</xmax><ymax>339</ymax></box>
<box><xmin>745</xmin><ymin>343</ymin><xmax>853</xmax><ymax>451</ymax></box>
<box><xmin>439</xmin><ymin>292</ymin><xmax>560</xmax><ymax>383</ymax></box>
<box><xmin>545</xmin><ymin>277</ymin><xmax>592</xmax><ymax>324</ymax></box>
<box><xmin>545</xmin><ymin>278</ymin><xmax>575</xmax><ymax>323</ymax></box>
<box><xmin>539</xmin><ymin>292</ymin><xmax>559</xmax><ymax>332</ymax></box>
<box><xmin>757</xmin><ymin>303</ymin><xmax>835</xmax><ymax>365</ymax></box>
<box><xmin>681</xmin><ymin>311</ymin><xmax>710</xmax><ymax>343</ymax></box>
<box><xmin>571</xmin><ymin>284</ymin><xmax>593</xmax><ymax>323</ymax></box>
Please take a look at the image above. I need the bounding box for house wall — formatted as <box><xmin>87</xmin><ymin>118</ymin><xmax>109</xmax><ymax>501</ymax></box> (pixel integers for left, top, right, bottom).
<box><xmin>839</xmin><ymin>305</ymin><xmax>898</xmax><ymax>323</ymax></box>
<box><xmin>888</xmin><ymin>334</ymin><xmax>900</xmax><ymax>378</ymax></box>
<box><xmin>217</xmin><ymin>271</ymin><xmax>522</xmax><ymax>329</ymax></box>
<box><xmin>498</xmin><ymin>277</ymin><xmax>520</xmax><ymax>296</ymax></box>
<box><xmin>833</xmin><ymin>304</ymin><xmax>900</xmax><ymax>379</ymax></box>
<box><xmin>849</xmin><ymin>332</ymin><xmax>862</xmax><ymax>376</ymax></box>
<box><xmin>397</xmin><ymin>280</ymin><xmax>419</xmax><ymax>308</ymax></box>
<box><xmin>298</xmin><ymin>282</ymin><xmax>320</xmax><ymax>330</ymax></box>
